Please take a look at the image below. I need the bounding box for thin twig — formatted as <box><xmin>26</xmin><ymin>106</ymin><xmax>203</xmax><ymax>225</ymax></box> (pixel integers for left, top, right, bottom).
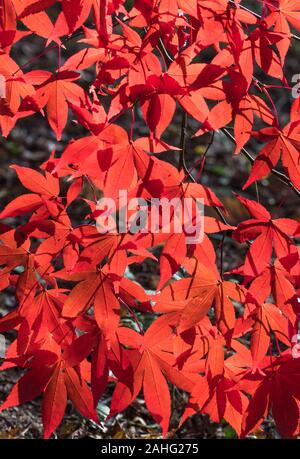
<box><xmin>229</xmin><ymin>0</ymin><xmax>261</xmax><ymax>18</ymax></box>
<box><xmin>197</xmin><ymin>132</ymin><xmax>215</xmax><ymax>181</ymax></box>
<box><xmin>214</xmin><ymin>206</ymin><xmax>231</xmax><ymax>226</ymax></box>
<box><xmin>158</xmin><ymin>38</ymin><xmax>175</xmax><ymax>65</ymax></box>
<box><xmin>228</xmin><ymin>0</ymin><xmax>300</xmax><ymax>42</ymax></box>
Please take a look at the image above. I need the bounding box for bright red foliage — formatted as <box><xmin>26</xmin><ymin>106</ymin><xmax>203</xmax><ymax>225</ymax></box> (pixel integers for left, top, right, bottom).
<box><xmin>0</xmin><ymin>0</ymin><xmax>299</xmax><ymax>439</ymax></box>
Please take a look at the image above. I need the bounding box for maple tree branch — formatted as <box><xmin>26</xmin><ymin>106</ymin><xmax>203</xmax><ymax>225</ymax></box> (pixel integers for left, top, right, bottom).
<box><xmin>156</xmin><ymin>34</ymin><xmax>299</xmax><ymax>199</ymax></box>
<box><xmin>222</xmin><ymin>128</ymin><xmax>300</xmax><ymax>198</ymax></box>
<box><xmin>178</xmin><ymin>111</ymin><xmax>188</xmax><ymax>172</ymax></box>
<box><xmin>177</xmin><ymin>120</ymin><xmax>230</xmax><ymax>225</ymax></box>
<box><xmin>156</xmin><ymin>38</ymin><xmax>193</xmax><ymax>179</ymax></box>
<box><xmin>195</xmin><ymin>132</ymin><xmax>215</xmax><ymax>181</ymax></box>
<box><xmin>156</xmin><ymin>17</ymin><xmax>300</xmax><ymax>214</ymax></box>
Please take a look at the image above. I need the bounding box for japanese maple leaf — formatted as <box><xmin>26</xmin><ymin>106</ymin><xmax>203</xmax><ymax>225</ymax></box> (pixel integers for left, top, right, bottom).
<box><xmin>59</xmin><ymin>0</ymin><xmax>93</xmax><ymax>33</ymax></box>
<box><xmin>233</xmin><ymin>195</ymin><xmax>300</xmax><ymax>278</ymax></box>
<box><xmin>154</xmin><ymin>260</ymin><xmax>245</xmax><ymax>339</ymax></box>
<box><xmin>195</xmin><ymin>91</ymin><xmax>274</xmax><ymax>155</ymax></box>
<box><xmin>181</xmin><ymin>338</ymin><xmax>248</xmax><ymax>436</ymax></box>
<box><xmin>108</xmin><ymin>314</ymin><xmax>198</xmax><ymax>436</ymax></box>
<box><xmin>59</xmin><ymin>266</ymin><xmax>150</xmax><ymax>338</ymax></box>
<box><xmin>32</xmin><ymin>70</ymin><xmax>86</xmax><ymax>140</ymax></box>
<box><xmin>0</xmin><ymin>165</ymin><xmax>60</xmax><ymax>219</ymax></box>
<box><xmin>94</xmin><ymin>20</ymin><xmax>160</xmax><ymax>101</ymax></box>
<box><xmin>222</xmin><ymin>20</ymin><xmax>284</xmax><ymax>86</ymax></box>
<box><xmin>250</xmin><ymin>24</ymin><xmax>285</xmax><ymax>79</ymax></box>
<box><xmin>69</xmin><ymin>227</ymin><xmax>129</xmax><ymax>271</ymax></box>
<box><xmin>265</xmin><ymin>0</ymin><xmax>300</xmax><ymax>34</ymax></box>
<box><xmin>242</xmin><ymin>355</ymin><xmax>300</xmax><ymax>438</ymax></box>
<box><xmin>127</xmin><ymin>57</ymin><xmax>225</xmax><ymax>137</ymax></box>
<box><xmin>182</xmin><ymin>374</ymin><xmax>248</xmax><ymax>436</ymax></box>
<box><xmin>246</xmin><ymin>302</ymin><xmax>290</xmax><ymax>369</ymax></box>
<box><xmin>0</xmin><ymin>226</ymin><xmax>43</xmax><ymax>307</ymax></box>
<box><xmin>0</xmin><ymin>335</ymin><xmax>98</xmax><ymax>439</ymax></box>
<box><xmin>0</xmin><ymin>307</ymin><xmax>21</xmax><ymax>337</ymax></box>
<box><xmin>138</xmin><ymin>155</ymin><xmax>225</xmax><ymax>208</ymax></box>
<box><xmin>246</xmin><ymin>260</ymin><xmax>299</xmax><ymax>324</ymax></box>
<box><xmin>154</xmin><ymin>0</ymin><xmax>199</xmax><ymax>23</ymax></box>
<box><xmin>0</xmin><ymin>0</ymin><xmax>16</xmax><ymax>31</ymax></box>
<box><xmin>20</xmin><ymin>289</ymin><xmax>75</xmax><ymax>349</ymax></box>
<box><xmin>13</xmin><ymin>0</ymin><xmax>58</xmax><ymax>42</ymax></box>
<box><xmin>0</xmin><ymin>52</ymin><xmax>37</xmax><ymax>135</ymax></box>
<box><xmin>128</xmin><ymin>71</ymin><xmax>182</xmax><ymax>138</ymax></box>
<box><xmin>17</xmin><ymin>0</ymin><xmax>56</xmax><ymax>16</ymax></box>
<box><xmin>34</xmin><ymin>219</ymin><xmax>80</xmax><ymax>272</ymax></box>
<box><xmin>133</xmin><ymin>156</ymin><xmax>230</xmax><ymax>290</ymax></box>
<box><xmin>57</xmin><ymin>269</ymin><xmax>120</xmax><ymax>341</ymax></box>
<box><xmin>0</xmin><ymin>238</ymin><xmax>30</xmax><ymax>291</ymax></box>
<box><xmin>53</xmin><ymin>103</ymin><xmax>148</xmax><ymax>194</ymax></box>
<box><xmin>0</xmin><ymin>0</ymin><xmax>18</xmax><ymax>50</ymax></box>
<box><xmin>155</xmin><ymin>212</ymin><xmax>234</xmax><ymax>292</ymax></box>
<box><xmin>0</xmin><ymin>1</ymin><xmax>57</xmax><ymax>48</ymax></box>
<box><xmin>170</xmin><ymin>61</ymin><xmax>226</xmax><ymax>128</ymax></box>
<box><xmin>18</xmin><ymin>0</ymin><xmax>92</xmax><ymax>33</ymax></box>
<box><xmin>244</xmin><ymin>123</ymin><xmax>300</xmax><ymax>190</ymax></box>
<box><xmin>61</xmin><ymin>223</ymin><xmax>157</xmax><ymax>283</ymax></box>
